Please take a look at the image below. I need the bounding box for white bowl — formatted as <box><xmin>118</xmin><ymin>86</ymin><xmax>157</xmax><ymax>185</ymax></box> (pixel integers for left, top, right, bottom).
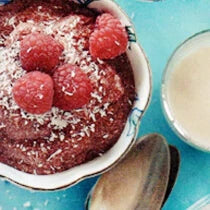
<box><xmin>0</xmin><ymin>0</ymin><xmax>152</xmax><ymax>190</ymax></box>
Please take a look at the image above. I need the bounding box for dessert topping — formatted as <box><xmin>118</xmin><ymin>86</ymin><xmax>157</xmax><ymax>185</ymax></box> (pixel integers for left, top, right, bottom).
<box><xmin>0</xmin><ymin>13</ymin><xmax>123</xmax><ymax>141</ymax></box>
<box><xmin>89</xmin><ymin>13</ymin><xmax>128</xmax><ymax>59</ymax></box>
<box><xmin>12</xmin><ymin>71</ymin><xmax>54</xmax><ymax>114</ymax></box>
<box><xmin>20</xmin><ymin>32</ymin><xmax>64</xmax><ymax>73</ymax></box>
<box><xmin>53</xmin><ymin>64</ymin><xmax>93</xmax><ymax>111</ymax></box>
<box><xmin>102</xmin><ymin>67</ymin><xmax>124</xmax><ymax>102</ymax></box>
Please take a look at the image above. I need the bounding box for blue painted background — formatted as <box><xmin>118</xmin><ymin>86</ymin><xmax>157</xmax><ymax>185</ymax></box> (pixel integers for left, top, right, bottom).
<box><xmin>0</xmin><ymin>0</ymin><xmax>210</xmax><ymax>209</ymax></box>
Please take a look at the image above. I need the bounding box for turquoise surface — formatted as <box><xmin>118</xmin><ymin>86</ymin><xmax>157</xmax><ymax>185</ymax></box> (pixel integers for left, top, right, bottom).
<box><xmin>0</xmin><ymin>0</ymin><xmax>210</xmax><ymax>209</ymax></box>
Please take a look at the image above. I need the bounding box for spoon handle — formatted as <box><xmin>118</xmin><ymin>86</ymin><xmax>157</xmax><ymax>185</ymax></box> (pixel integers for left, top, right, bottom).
<box><xmin>162</xmin><ymin>145</ymin><xmax>180</xmax><ymax>206</ymax></box>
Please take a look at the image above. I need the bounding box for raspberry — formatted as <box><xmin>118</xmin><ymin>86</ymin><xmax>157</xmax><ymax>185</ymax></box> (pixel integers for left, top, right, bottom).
<box><xmin>53</xmin><ymin>64</ymin><xmax>93</xmax><ymax>111</ymax></box>
<box><xmin>20</xmin><ymin>32</ymin><xmax>64</xmax><ymax>73</ymax></box>
<box><xmin>13</xmin><ymin>71</ymin><xmax>54</xmax><ymax>114</ymax></box>
<box><xmin>89</xmin><ymin>13</ymin><xmax>128</xmax><ymax>59</ymax></box>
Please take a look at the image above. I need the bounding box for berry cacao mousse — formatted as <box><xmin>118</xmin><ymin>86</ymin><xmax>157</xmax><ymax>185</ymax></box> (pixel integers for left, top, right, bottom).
<box><xmin>0</xmin><ymin>0</ymin><xmax>135</xmax><ymax>175</ymax></box>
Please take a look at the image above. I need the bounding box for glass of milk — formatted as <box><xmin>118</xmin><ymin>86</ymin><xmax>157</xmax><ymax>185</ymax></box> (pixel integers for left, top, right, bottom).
<box><xmin>161</xmin><ymin>30</ymin><xmax>210</xmax><ymax>152</ymax></box>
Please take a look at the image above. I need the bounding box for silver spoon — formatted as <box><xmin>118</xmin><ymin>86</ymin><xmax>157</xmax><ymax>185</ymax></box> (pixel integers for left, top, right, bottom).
<box><xmin>86</xmin><ymin>134</ymin><xmax>171</xmax><ymax>210</ymax></box>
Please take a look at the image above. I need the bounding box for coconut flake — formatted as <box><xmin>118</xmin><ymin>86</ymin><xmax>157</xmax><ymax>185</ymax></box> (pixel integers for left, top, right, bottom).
<box><xmin>47</xmin><ymin>149</ymin><xmax>62</xmax><ymax>161</ymax></box>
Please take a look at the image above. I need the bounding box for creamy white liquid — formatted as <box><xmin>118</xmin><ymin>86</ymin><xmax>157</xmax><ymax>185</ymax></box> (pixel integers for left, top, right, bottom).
<box><xmin>167</xmin><ymin>46</ymin><xmax>210</xmax><ymax>148</ymax></box>
<box><xmin>202</xmin><ymin>204</ymin><xmax>210</xmax><ymax>210</ymax></box>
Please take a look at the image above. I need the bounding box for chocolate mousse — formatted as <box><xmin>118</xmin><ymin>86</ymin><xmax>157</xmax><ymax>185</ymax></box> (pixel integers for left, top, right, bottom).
<box><xmin>0</xmin><ymin>0</ymin><xmax>135</xmax><ymax>175</ymax></box>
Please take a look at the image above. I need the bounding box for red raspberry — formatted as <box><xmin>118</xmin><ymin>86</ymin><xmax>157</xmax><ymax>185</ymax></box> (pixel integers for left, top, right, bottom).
<box><xmin>53</xmin><ymin>64</ymin><xmax>93</xmax><ymax>111</ymax></box>
<box><xmin>89</xmin><ymin>13</ymin><xmax>128</xmax><ymax>59</ymax></box>
<box><xmin>20</xmin><ymin>32</ymin><xmax>64</xmax><ymax>73</ymax></box>
<box><xmin>13</xmin><ymin>71</ymin><xmax>54</xmax><ymax>114</ymax></box>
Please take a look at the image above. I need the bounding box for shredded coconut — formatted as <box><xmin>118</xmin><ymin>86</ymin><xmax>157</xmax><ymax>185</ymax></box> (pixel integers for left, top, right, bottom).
<box><xmin>0</xmin><ymin>8</ymin><xmax>121</xmax><ymax>150</ymax></box>
<box><xmin>47</xmin><ymin>149</ymin><xmax>62</xmax><ymax>161</ymax></box>
<box><xmin>0</xmin><ymin>13</ymin><xmax>113</xmax><ymax>142</ymax></box>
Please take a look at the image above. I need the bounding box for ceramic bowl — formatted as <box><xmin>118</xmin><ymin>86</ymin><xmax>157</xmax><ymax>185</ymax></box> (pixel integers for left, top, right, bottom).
<box><xmin>161</xmin><ymin>30</ymin><xmax>210</xmax><ymax>152</ymax></box>
<box><xmin>0</xmin><ymin>0</ymin><xmax>152</xmax><ymax>190</ymax></box>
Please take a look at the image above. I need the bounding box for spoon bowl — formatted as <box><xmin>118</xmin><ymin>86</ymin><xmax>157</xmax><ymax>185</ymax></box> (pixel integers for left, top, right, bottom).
<box><xmin>86</xmin><ymin>134</ymin><xmax>171</xmax><ymax>210</ymax></box>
